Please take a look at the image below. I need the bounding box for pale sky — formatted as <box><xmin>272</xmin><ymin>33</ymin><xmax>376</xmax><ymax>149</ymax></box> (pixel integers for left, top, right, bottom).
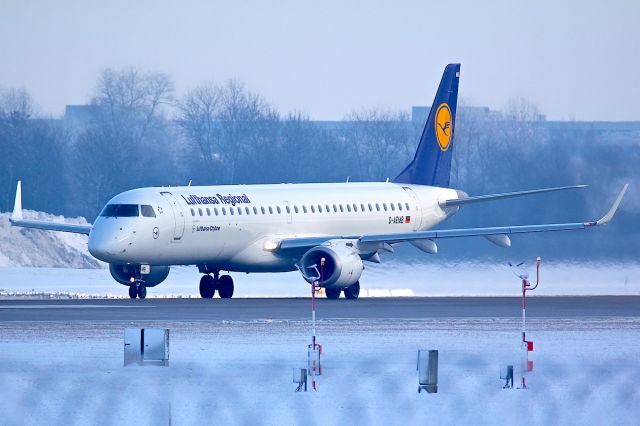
<box><xmin>1</xmin><ymin>0</ymin><xmax>639</xmax><ymax>120</ymax></box>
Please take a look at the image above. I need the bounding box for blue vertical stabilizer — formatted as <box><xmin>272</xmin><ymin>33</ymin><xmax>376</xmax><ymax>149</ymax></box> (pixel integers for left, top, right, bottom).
<box><xmin>394</xmin><ymin>64</ymin><xmax>460</xmax><ymax>187</ymax></box>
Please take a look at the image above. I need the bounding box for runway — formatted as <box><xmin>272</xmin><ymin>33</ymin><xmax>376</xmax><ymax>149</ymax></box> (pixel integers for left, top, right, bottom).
<box><xmin>1</xmin><ymin>296</ymin><xmax>639</xmax><ymax>322</ymax></box>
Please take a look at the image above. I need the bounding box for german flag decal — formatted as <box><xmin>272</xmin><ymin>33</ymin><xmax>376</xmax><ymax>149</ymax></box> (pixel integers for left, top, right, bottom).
<box><xmin>406</xmin><ymin>216</ymin><xmax>411</xmax><ymax>224</ymax></box>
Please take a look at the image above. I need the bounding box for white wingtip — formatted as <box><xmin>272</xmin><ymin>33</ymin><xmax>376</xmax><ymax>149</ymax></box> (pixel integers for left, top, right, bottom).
<box><xmin>11</xmin><ymin>180</ymin><xmax>23</xmax><ymax>220</ymax></box>
<box><xmin>595</xmin><ymin>184</ymin><xmax>628</xmax><ymax>225</ymax></box>
<box><xmin>11</xmin><ymin>180</ymin><xmax>23</xmax><ymax>221</ymax></box>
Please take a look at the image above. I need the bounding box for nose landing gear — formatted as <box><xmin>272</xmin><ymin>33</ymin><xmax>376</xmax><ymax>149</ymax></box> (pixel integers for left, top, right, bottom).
<box><xmin>128</xmin><ymin>281</ymin><xmax>147</xmax><ymax>299</ymax></box>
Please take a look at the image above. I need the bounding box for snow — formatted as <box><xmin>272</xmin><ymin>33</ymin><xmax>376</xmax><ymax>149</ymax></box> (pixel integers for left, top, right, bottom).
<box><xmin>0</xmin><ymin>210</ymin><xmax>103</xmax><ymax>269</ymax></box>
<box><xmin>0</xmin><ymin>318</ymin><xmax>639</xmax><ymax>425</ymax></box>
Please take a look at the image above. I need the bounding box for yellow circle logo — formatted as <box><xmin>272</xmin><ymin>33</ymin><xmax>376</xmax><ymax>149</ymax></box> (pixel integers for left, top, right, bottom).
<box><xmin>434</xmin><ymin>103</ymin><xmax>453</xmax><ymax>151</ymax></box>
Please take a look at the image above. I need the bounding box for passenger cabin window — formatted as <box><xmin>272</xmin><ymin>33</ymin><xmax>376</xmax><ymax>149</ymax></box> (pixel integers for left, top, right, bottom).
<box><xmin>398</xmin><ymin>203</ymin><xmax>403</xmax><ymax>211</ymax></box>
<box><xmin>294</xmin><ymin>206</ymin><xmax>299</xmax><ymax>213</ymax></box>
<box><xmin>325</xmin><ymin>204</ymin><xmax>330</xmax><ymax>213</ymax></box>
<box><xmin>303</xmin><ymin>206</ymin><xmax>307</xmax><ymax>213</ymax></box>
<box><xmin>286</xmin><ymin>206</ymin><xmax>291</xmax><ymax>214</ymax></box>
<box><xmin>268</xmin><ymin>206</ymin><xmax>273</xmax><ymax>214</ymax></box>
<box><xmin>237</xmin><ymin>207</ymin><xmax>242</xmax><ymax>215</ymax></box>
<box><xmin>261</xmin><ymin>207</ymin><xmax>266</xmax><ymax>214</ymax></box>
<box><xmin>339</xmin><ymin>205</ymin><xmax>344</xmax><ymax>212</ymax></box>
<box><xmin>198</xmin><ymin>208</ymin><xmax>203</xmax><ymax>216</ymax></box>
<box><xmin>190</xmin><ymin>208</ymin><xmax>195</xmax><ymax>217</ymax></box>
<box><xmin>333</xmin><ymin>204</ymin><xmax>338</xmax><ymax>212</ymax></box>
<box><xmin>405</xmin><ymin>202</ymin><xmax>410</xmax><ymax>210</ymax></box>
<box><xmin>206</xmin><ymin>208</ymin><xmax>211</xmax><ymax>216</ymax></box>
<box><xmin>318</xmin><ymin>205</ymin><xmax>322</xmax><ymax>213</ymax></box>
<box><xmin>253</xmin><ymin>207</ymin><xmax>258</xmax><ymax>214</ymax></box>
<box><xmin>100</xmin><ymin>204</ymin><xmax>140</xmax><ymax>217</ymax></box>
<box><xmin>346</xmin><ymin>204</ymin><xmax>351</xmax><ymax>212</ymax></box>
<box><xmin>390</xmin><ymin>203</ymin><xmax>395</xmax><ymax>211</ymax></box>
<box><xmin>376</xmin><ymin>203</ymin><xmax>380</xmax><ymax>211</ymax></box>
<box><xmin>245</xmin><ymin>207</ymin><xmax>250</xmax><ymax>215</ymax></box>
<box><xmin>277</xmin><ymin>206</ymin><xmax>282</xmax><ymax>214</ymax></box>
<box><xmin>214</xmin><ymin>208</ymin><xmax>219</xmax><ymax>216</ymax></box>
<box><xmin>222</xmin><ymin>208</ymin><xmax>226</xmax><ymax>215</ymax></box>
<box><xmin>383</xmin><ymin>203</ymin><xmax>388</xmax><ymax>211</ymax></box>
<box><xmin>368</xmin><ymin>203</ymin><xmax>373</xmax><ymax>211</ymax></box>
<box><xmin>360</xmin><ymin>203</ymin><xmax>365</xmax><ymax>212</ymax></box>
<box><xmin>141</xmin><ymin>205</ymin><xmax>156</xmax><ymax>218</ymax></box>
<box><xmin>352</xmin><ymin>203</ymin><xmax>357</xmax><ymax>212</ymax></box>
<box><xmin>311</xmin><ymin>205</ymin><xmax>315</xmax><ymax>213</ymax></box>
<box><xmin>230</xmin><ymin>208</ymin><xmax>234</xmax><ymax>215</ymax></box>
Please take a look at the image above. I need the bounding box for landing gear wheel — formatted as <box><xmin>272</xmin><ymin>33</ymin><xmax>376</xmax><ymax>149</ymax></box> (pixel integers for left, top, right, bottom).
<box><xmin>199</xmin><ymin>275</ymin><xmax>216</xmax><ymax>298</ymax></box>
<box><xmin>136</xmin><ymin>284</ymin><xmax>147</xmax><ymax>299</ymax></box>
<box><xmin>218</xmin><ymin>275</ymin><xmax>234</xmax><ymax>298</ymax></box>
<box><xmin>128</xmin><ymin>285</ymin><xmax>137</xmax><ymax>299</ymax></box>
<box><xmin>325</xmin><ymin>287</ymin><xmax>341</xmax><ymax>299</ymax></box>
<box><xmin>344</xmin><ymin>281</ymin><xmax>360</xmax><ymax>300</ymax></box>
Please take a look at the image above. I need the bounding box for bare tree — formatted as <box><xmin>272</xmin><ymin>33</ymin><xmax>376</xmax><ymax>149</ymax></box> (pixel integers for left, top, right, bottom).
<box><xmin>0</xmin><ymin>87</ymin><xmax>35</xmax><ymax>210</ymax></box>
<box><xmin>176</xmin><ymin>83</ymin><xmax>222</xmax><ymax>182</ymax></box>
<box><xmin>216</xmin><ymin>79</ymin><xmax>279</xmax><ymax>183</ymax></box>
<box><xmin>344</xmin><ymin>109</ymin><xmax>413</xmax><ymax>181</ymax></box>
<box><xmin>72</xmin><ymin>67</ymin><xmax>175</xmax><ymax>216</ymax></box>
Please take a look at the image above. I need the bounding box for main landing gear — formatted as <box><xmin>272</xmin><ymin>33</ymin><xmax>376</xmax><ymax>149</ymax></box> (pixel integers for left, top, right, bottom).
<box><xmin>324</xmin><ymin>281</ymin><xmax>360</xmax><ymax>300</ymax></box>
<box><xmin>128</xmin><ymin>282</ymin><xmax>147</xmax><ymax>299</ymax></box>
<box><xmin>199</xmin><ymin>272</ymin><xmax>234</xmax><ymax>299</ymax></box>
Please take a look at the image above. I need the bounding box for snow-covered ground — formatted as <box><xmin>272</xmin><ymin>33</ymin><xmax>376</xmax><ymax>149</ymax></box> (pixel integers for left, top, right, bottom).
<box><xmin>0</xmin><ymin>262</ymin><xmax>639</xmax><ymax>298</ymax></box>
<box><xmin>1</xmin><ymin>318</ymin><xmax>639</xmax><ymax>425</ymax></box>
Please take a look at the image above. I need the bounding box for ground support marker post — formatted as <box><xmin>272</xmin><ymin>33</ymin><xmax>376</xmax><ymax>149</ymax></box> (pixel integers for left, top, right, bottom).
<box><xmin>511</xmin><ymin>257</ymin><xmax>540</xmax><ymax>389</ymax></box>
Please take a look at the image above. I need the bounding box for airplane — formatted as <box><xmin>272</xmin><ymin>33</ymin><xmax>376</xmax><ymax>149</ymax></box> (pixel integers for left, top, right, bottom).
<box><xmin>9</xmin><ymin>63</ymin><xmax>628</xmax><ymax>300</ymax></box>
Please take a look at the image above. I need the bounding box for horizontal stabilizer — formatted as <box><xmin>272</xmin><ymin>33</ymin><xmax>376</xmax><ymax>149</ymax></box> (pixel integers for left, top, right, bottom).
<box><xmin>440</xmin><ymin>185</ymin><xmax>588</xmax><ymax>208</ymax></box>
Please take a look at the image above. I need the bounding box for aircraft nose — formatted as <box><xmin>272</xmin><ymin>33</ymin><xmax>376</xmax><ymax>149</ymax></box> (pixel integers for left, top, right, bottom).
<box><xmin>88</xmin><ymin>221</ymin><xmax>133</xmax><ymax>262</ymax></box>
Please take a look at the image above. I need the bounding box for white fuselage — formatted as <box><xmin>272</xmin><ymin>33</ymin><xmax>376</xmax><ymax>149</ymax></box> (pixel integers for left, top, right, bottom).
<box><xmin>88</xmin><ymin>182</ymin><xmax>459</xmax><ymax>272</ymax></box>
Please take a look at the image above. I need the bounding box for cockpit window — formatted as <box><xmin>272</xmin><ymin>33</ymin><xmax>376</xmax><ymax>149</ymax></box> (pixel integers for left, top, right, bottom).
<box><xmin>141</xmin><ymin>205</ymin><xmax>156</xmax><ymax>218</ymax></box>
<box><xmin>100</xmin><ymin>204</ymin><xmax>139</xmax><ymax>217</ymax></box>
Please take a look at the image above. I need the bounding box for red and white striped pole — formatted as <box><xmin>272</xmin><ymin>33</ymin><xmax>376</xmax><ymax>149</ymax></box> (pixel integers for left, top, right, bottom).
<box><xmin>309</xmin><ymin>257</ymin><xmax>325</xmax><ymax>391</ymax></box>
<box><xmin>520</xmin><ymin>257</ymin><xmax>541</xmax><ymax>389</ymax></box>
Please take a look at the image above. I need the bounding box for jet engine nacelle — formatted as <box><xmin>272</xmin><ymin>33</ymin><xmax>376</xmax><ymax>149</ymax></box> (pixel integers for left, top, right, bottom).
<box><xmin>109</xmin><ymin>264</ymin><xmax>170</xmax><ymax>287</ymax></box>
<box><xmin>299</xmin><ymin>240</ymin><xmax>364</xmax><ymax>288</ymax></box>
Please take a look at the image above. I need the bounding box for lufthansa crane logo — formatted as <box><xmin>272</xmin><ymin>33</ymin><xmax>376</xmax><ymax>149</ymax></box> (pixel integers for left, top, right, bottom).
<box><xmin>434</xmin><ymin>103</ymin><xmax>453</xmax><ymax>151</ymax></box>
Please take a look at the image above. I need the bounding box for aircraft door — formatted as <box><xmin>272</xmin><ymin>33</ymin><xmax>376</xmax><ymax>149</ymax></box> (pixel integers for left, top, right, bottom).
<box><xmin>160</xmin><ymin>192</ymin><xmax>185</xmax><ymax>241</ymax></box>
<box><xmin>403</xmin><ymin>187</ymin><xmax>422</xmax><ymax>231</ymax></box>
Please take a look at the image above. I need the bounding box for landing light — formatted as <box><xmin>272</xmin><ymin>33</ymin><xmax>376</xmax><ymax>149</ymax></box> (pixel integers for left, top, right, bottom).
<box><xmin>263</xmin><ymin>240</ymin><xmax>279</xmax><ymax>251</ymax></box>
<box><xmin>130</xmin><ymin>277</ymin><xmax>135</xmax><ymax>283</ymax></box>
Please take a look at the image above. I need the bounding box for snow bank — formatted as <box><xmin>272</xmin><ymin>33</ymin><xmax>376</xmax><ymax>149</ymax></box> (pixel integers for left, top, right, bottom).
<box><xmin>0</xmin><ymin>210</ymin><xmax>103</xmax><ymax>269</ymax></box>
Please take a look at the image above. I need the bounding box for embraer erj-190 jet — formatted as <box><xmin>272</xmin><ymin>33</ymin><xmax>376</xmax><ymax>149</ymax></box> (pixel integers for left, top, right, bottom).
<box><xmin>10</xmin><ymin>64</ymin><xmax>628</xmax><ymax>299</ymax></box>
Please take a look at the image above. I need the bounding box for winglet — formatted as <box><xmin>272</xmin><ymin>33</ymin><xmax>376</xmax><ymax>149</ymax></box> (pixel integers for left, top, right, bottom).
<box><xmin>594</xmin><ymin>184</ymin><xmax>628</xmax><ymax>226</ymax></box>
<box><xmin>11</xmin><ymin>180</ymin><xmax>23</xmax><ymax>221</ymax></box>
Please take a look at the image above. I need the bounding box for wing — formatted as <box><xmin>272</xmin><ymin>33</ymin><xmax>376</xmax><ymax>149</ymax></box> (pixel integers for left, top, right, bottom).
<box><xmin>278</xmin><ymin>184</ymin><xmax>628</xmax><ymax>254</ymax></box>
<box><xmin>9</xmin><ymin>181</ymin><xmax>92</xmax><ymax>235</ymax></box>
